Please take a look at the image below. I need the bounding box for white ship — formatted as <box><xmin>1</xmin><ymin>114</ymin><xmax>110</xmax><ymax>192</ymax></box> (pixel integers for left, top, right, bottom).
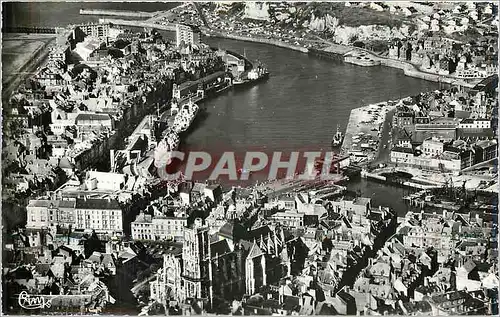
<box><xmin>172</xmin><ymin>100</ymin><xmax>199</xmax><ymax>134</ymax></box>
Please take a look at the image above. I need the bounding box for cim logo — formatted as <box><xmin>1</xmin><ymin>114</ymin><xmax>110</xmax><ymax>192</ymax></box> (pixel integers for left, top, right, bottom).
<box><xmin>18</xmin><ymin>291</ymin><xmax>54</xmax><ymax>310</ymax></box>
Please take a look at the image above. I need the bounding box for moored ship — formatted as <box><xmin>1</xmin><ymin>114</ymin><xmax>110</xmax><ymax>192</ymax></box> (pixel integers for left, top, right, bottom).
<box><xmin>172</xmin><ymin>100</ymin><xmax>199</xmax><ymax>134</ymax></box>
<box><xmin>233</xmin><ymin>62</ymin><xmax>269</xmax><ymax>88</ymax></box>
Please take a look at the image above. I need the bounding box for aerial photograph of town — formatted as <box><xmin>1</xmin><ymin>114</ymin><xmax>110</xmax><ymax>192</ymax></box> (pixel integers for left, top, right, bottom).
<box><xmin>1</xmin><ymin>0</ymin><xmax>498</xmax><ymax>315</ymax></box>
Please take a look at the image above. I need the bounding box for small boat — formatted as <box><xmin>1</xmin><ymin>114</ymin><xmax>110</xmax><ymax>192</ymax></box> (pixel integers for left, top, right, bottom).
<box><xmin>332</xmin><ymin>125</ymin><xmax>344</xmax><ymax>147</ymax></box>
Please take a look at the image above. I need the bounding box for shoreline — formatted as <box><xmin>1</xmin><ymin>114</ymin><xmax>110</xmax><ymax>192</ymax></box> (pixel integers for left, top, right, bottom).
<box><xmin>343</xmin><ymin>49</ymin><xmax>478</xmax><ymax>88</ymax></box>
<box><xmin>202</xmin><ymin>28</ymin><xmax>479</xmax><ymax>88</ymax></box>
<box><xmin>204</xmin><ymin>29</ymin><xmax>308</xmax><ymax>53</ymax></box>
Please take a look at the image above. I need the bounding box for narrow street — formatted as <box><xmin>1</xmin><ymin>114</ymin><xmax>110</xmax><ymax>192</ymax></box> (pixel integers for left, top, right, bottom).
<box><xmin>373</xmin><ymin>108</ymin><xmax>395</xmax><ymax>165</ymax></box>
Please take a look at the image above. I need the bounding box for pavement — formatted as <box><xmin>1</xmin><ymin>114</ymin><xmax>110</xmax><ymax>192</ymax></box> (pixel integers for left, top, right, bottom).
<box><xmin>373</xmin><ymin>108</ymin><xmax>396</xmax><ymax>165</ymax></box>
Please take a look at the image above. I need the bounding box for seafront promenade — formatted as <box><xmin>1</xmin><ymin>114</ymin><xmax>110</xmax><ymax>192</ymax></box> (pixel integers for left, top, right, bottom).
<box><xmin>343</xmin><ymin>49</ymin><xmax>478</xmax><ymax>88</ymax></box>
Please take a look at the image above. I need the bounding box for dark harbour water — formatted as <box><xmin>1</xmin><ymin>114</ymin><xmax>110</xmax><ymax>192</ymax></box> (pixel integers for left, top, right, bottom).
<box><xmin>2</xmin><ymin>2</ymin><xmax>180</xmax><ymax>27</ymax></box>
<box><xmin>3</xmin><ymin>2</ymin><xmax>441</xmax><ymax>213</ymax></box>
<box><xmin>187</xmin><ymin>37</ymin><xmax>438</xmax><ymax>213</ymax></box>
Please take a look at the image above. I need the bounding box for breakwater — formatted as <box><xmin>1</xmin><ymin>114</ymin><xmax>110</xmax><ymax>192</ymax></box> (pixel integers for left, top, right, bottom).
<box><xmin>98</xmin><ymin>18</ymin><xmax>176</xmax><ymax>31</ymax></box>
<box><xmin>80</xmin><ymin>9</ymin><xmax>155</xmax><ymax>18</ymax></box>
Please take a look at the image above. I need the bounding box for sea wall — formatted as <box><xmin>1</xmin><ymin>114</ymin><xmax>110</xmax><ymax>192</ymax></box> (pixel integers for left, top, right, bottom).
<box><xmin>307</xmin><ymin>48</ymin><xmax>344</xmax><ymax>61</ymax></box>
<box><xmin>80</xmin><ymin>9</ymin><xmax>155</xmax><ymax>18</ymax></box>
<box><xmin>204</xmin><ymin>30</ymin><xmax>309</xmax><ymax>53</ymax></box>
<box><xmin>98</xmin><ymin>18</ymin><xmax>176</xmax><ymax>31</ymax></box>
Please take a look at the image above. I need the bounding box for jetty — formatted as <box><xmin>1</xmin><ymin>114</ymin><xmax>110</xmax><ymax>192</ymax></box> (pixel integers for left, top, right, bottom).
<box><xmin>80</xmin><ymin>9</ymin><xmax>155</xmax><ymax>18</ymax></box>
<box><xmin>98</xmin><ymin>18</ymin><xmax>176</xmax><ymax>31</ymax></box>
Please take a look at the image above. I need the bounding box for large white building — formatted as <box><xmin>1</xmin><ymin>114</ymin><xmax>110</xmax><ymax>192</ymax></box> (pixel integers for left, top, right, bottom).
<box><xmin>131</xmin><ymin>212</ymin><xmax>188</xmax><ymax>241</ymax></box>
<box><xmin>458</xmin><ymin>118</ymin><xmax>491</xmax><ymax>129</ymax></box>
<box><xmin>176</xmin><ymin>23</ymin><xmax>201</xmax><ymax>47</ymax></box>
<box><xmin>84</xmin><ymin>171</ymin><xmax>126</xmax><ymax>191</ymax></box>
<box><xmin>27</xmin><ymin>197</ymin><xmax>123</xmax><ymax>235</ymax></box>
<box><xmin>74</xmin><ymin>198</ymin><xmax>123</xmax><ymax>235</ymax></box>
<box><xmin>73</xmin><ymin>37</ymin><xmax>103</xmax><ymax>61</ymax></box>
<box><xmin>27</xmin><ymin>199</ymin><xmax>77</xmax><ymax>229</ymax></box>
<box><xmin>76</xmin><ymin>23</ymin><xmax>111</xmax><ymax>39</ymax></box>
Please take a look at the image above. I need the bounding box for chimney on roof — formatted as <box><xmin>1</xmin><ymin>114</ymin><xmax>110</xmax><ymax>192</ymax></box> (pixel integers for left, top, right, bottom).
<box><xmin>424</xmin><ymin>276</ymin><xmax>429</xmax><ymax>287</ymax></box>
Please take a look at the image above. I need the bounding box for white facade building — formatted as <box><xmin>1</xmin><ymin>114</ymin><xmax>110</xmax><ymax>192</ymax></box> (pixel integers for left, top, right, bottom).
<box><xmin>150</xmin><ymin>253</ymin><xmax>184</xmax><ymax>305</ymax></box>
<box><xmin>27</xmin><ymin>197</ymin><xmax>123</xmax><ymax>235</ymax></box>
<box><xmin>176</xmin><ymin>24</ymin><xmax>201</xmax><ymax>47</ymax></box>
<box><xmin>27</xmin><ymin>199</ymin><xmax>77</xmax><ymax>229</ymax></box>
<box><xmin>84</xmin><ymin>171</ymin><xmax>126</xmax><ymax>191</ymax></box>
<box><xmin>131</xmin><ymin>212</ymin><xmax>188</xmax><ymax>241</ymax></box>
<box><xmin>422</xmin><ymin>138</ymin><xmax>445</xmax><ymax>156</ymax></box>
<box><xmin>458</xmin><ymin>118</ymin><xmax>491</xmax><ymax>129</ymax></box>
<box><xmin>74</xmin><ymin>198</ymin><xmax>123</xmax><ymax>235</ymax></box>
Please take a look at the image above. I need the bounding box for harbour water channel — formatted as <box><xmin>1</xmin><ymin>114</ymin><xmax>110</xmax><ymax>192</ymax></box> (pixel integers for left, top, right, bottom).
<box><xmin>3</xmin><ymin>2</ymin><xmax>442</xmax><ymax>214</ymax></box>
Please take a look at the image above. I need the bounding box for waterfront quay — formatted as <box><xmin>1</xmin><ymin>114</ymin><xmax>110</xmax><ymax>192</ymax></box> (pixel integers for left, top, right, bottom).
<box><xmin>341</xmin><ymin>100</ymin><xmax>397</xmax><ymax>165</ymax></box>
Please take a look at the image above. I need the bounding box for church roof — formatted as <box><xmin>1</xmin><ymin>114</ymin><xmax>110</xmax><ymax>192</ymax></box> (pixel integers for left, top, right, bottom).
<box><xmin>248</xmin><ymin>225</ymin><xmax>272</xmax><ymax>240</ymax></box>
<box><xmin>247</xmin><ymin>241</ymin><xmax>264</xmax><ymax>259</ymax></box>
<box><xmin>218</xmin><ymin>220</ymin><xmax>248</xmax><ymax>241</ymax></box>
<box><xmin>210</xmin><ymin>239</ymin><xmax>231</xmax><ymax>258</ymax></box>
